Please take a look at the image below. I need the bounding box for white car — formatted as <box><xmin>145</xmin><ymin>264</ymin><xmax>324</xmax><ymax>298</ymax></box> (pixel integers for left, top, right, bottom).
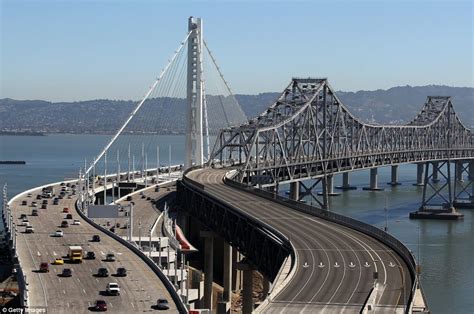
<box><xmin>106</xmin><ymin>282</ymin><xmax>120</xmax><ymax>296</ymax></box>
<box><xmin>72</xmin><ymin>219</ymin><xmax>81</xmax><ymax>225</ymax></box>
<box><xmin>54</xmin><ymin>230</ymin><xmax>64</xmax><ymax>237</ymax></box>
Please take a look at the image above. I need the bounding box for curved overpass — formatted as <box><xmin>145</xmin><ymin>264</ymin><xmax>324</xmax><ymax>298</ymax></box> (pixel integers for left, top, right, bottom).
<box><xmin>9</xmin><ymin>181</ymin><xmax>179</xmax><ymax>313</ymax></box>
<box><xmin>182</xmin><ymin>167</ymin><xmax>415</xmax><ymax>313</ymax></box>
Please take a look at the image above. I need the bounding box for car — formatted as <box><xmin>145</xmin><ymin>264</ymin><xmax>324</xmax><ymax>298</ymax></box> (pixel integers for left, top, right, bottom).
<box><xmin>27</xmin><ymin>193</ymin><xmax>32</xmax><ymax>198</ymax></box>
<box><xmin>93</xmin><ymin>300</ymin><xmax>107</xmax><ymax>311</ymax></box>
<box><xmin>39</xmin><ymin>262</ymin><xmax>49</xmax><ymax>272</ymax></box>
<box><xmin>60</xmin><ymin>182</ymin><xmax>65</xmax><ymax>186</ymax></box>
<box><xmin>92</xmin><ymin>235</ymin><xmax>101</xmax><ymax>242</ymax></box>
<box><xmin>63</xmin><ymin>207</ymin><xmax>69</xmax><ymax>213</ymax></box>
<box><xmin>116</xmin><ymin>267</ymin><xmax>127</xmax><ymax>277</ymax></box>
<box><xmin>42</xmin><ymin>200</ymin><xmax>48</xmax><ymax>204</ymax></box>
<box><xmin>105</xmin><ymin>253</ymin><xmax>115</xmax><ymax>262</ymax></box>
<box><xmin>61</xmin><ymin>268</ymin><xmax>72</xmax><ymax>277</ymax></box>
<box><xmin>31</xmin><ymin>202</ymin><xmax>38</xmax><ymax>207</ymax></box>
<box><xmin>86</xmin><ymin>251</ymin><xmax>96</xmax><ymax>259</ymax></box>
<box><xmin>105</xmin><ymin>283</ymin><xmax>120</xmax><ymax>296</ymax></box>
<box><xmin>21</xmin><ymin>200</ymin><xmax>27</xmax><ymax>206</ymax></box>
<box><xmin>61</xmin><ymin>220</ymin><xmax>69</xmax><ymax>228</ymax></box>
<box><xmin>22</xmin><ymin>217</ymin><xmax>29</xmax><ymax>224</ymax></box>
<box><xmin>54</xmin><ymin>230</ymin><xmax>64</xmax><ymax>237</ymax></box>
<box><xmin>41</xmin><ymin>204</ymin><xmax>47</xmax><ymax>209</ymax></box>
<box><xmin>65</xmin><ymin>214</ymin><xmax>73</xmax><ymax>219</ymax></box>
<box><xmin>66</xmin><ymin>183</ymin><xmax>71</xmax><ymax>187</ymax></box>
<box><xmin>146</xmin><ymin>196</ymin><xmax>152</xmax><ymax>201</ymax></box>
<box><xmin>72</xmin><ymin>219</ymin><xmax>80</xmax><ymax>225</ymax></box>
<box><xmin>97</xmin><ymin>268</ymin><xmax>109</xmax><ymax>277</ymax></box>
<box><xmin>141</xmin><ymin>194</ymin><xmax>146</xmax><ymax>199</ymax></box>
<box><xmin>31</xmin><ymin>209</ymin><xmax>38</xmax><ymax>216</ymax></box>
<box><xmin>53</xmin><ymin>258</ymin><xmax>64</xmax><ymax>265</ymax></box>
<box><xmin>126</xmin><ymin>196</ymin><xmax>132</xmax><ymax>201</ymax></box>
<box><xmin>19</xmin><ymin>214</ymin><xmax>27</xmax><ymax>220</ymax></box>
<box><xmin>58</xmin><ymin>195</ymin><xmax>63</xmax><ymax>200</ymax></box>
<box><xmin>154</xmin><ymin>187</ymin><xmax>160</xmax><ymax>192</ymax></box>
<box><xmin>155</xmin><ymin>298</ymin><xmax>170</xmax><ymax>310</ymax></box>
<box><xmin>36</xmin><ymin>194</ymin><xmax>42</xmax><ymax>200</ymax></box>
<box><xmin>25</xmin><ymin>226</ymin><xmax>34</xmax><ymax>233</ymax></box>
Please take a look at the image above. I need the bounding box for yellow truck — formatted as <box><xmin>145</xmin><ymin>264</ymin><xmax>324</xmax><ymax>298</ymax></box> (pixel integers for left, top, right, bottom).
<box><xmin>68</xmin><ymin>246</ymin><xmax>83</xmax><ymax>263</ymax></box>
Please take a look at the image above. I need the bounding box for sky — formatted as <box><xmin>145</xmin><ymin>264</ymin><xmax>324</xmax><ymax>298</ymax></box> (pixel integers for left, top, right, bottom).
<box><xmin>0</xmin><ymin>0</ymin><xmax>473</xmax><ymax>102</ymax></box>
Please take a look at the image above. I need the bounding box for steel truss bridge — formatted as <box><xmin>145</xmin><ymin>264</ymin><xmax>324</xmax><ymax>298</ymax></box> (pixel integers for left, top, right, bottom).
<box><xmin>209</xmin><ymin>78</ymin><xmax>474</xmax><ymax>209</ymax></box>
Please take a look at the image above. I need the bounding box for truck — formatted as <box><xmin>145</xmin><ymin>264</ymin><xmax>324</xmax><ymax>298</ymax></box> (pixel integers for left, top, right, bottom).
<box><xmin>68</xmin><ymin>246</ymin><xmax>83</xmax><ymax>263</ymax></box>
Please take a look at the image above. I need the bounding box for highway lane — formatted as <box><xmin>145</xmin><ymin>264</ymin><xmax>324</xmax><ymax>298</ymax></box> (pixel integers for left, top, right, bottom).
<box><xmin>11</xmin><ymin>182</ymin><xmax>178</xmax><ymax>313</ymax></box>
<box><xmin>187</xmin><ymin>168</ymin><xmax>412</xmax><ymax>313</ymax></box>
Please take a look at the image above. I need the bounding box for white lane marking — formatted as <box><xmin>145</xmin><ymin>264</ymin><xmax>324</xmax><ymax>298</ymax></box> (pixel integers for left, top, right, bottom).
<box><xmin>88</xmin><ymin>302</ymin><xmax>91</xmax><ymax>307</ymax></box>
<box><xmin>334</xmin><ymin>262</ymin><xmax>340</xmax><ymax>268</ymax></box>
<box><xmin>83</xmin><ymin>289</ymin><xmax>86</xmax><ymax>295</ymax></box>
<box><xmin>389</xmin><ymin>262</ymin><xmax>396</xmax><ymax>268</ymax></box>
<box><xmin>349</xmin><ymin>262</ymin><xmax>356</xmax><ymax>268</ymax></box>
<box><xmin>364</xmin><ymin>262</ymin><xmax>371</xmax><ymax>268</ymax></box>
<box><xmin>303</xmin><ymin>262</ymin><xmax>309</xmax><ymax>268</ymax></box>
<box><xmin>100</xmin><ymin>251</ymin><xmax>105</xmax><ymax>255</ymax></box>
<box><xmin>63</xmin><ymin>290</ymin><xmax>66</xmax><ymax>295</ymax></box>
<box><xmin>37</xmin><ymin>251</ymin><xmax>41</xmax><ymax>256</ymax></box>
<box><xmin>58</xmin><ymin>278</ymin><xmax>61</xmax><ymax>283</ymax></box>
<box><xmin>131</xmin><ymin>303</ymin><xmax>135</xmax><ymax>309</ymax></box>
<box><xmin>53</xmin><ymin>251</ymin><xmax>57</xmax><ymax>256</ymax></box>
<box><xmin>318</xmin><ymin>262</ymin><xmax>325</xmax><ymax>268</ymax></box>
<box><xmin>109</xmin><ymin>302</ymin><xmax>113</xmax><ymax>308</ymax></box>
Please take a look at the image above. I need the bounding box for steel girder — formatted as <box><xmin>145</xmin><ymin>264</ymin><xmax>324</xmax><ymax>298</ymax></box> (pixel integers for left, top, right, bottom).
<box><xmin>209</xmin><ymin>78</ymin><xmax>474</xmax><ymax>186</ymax></box>
<box><xmin>176</xmin><ymin>179</ymin><xmax>292</xmax><ymax>281</ymax></box>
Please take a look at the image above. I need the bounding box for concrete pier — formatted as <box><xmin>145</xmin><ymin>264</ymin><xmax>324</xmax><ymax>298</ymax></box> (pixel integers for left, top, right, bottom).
<box><xmin>217</xmin><ymin>242</ymin><xmax>232</xmax><ymax>314</ymax></box>
<box><xmin>455</xmin><ymin>161</ymin><xmax>464</xmax><ymax>182</ymax></box>
<box><xmin>432</xmin><ymin>162</ymin><xmax>440</xmax><ymax>183</ymax></box>
<box><xmin>363</xmin><ymin>168</ymin><xmax>384</xmax><ymax>191</ymax></box>
<box><xmin>413</xmin><ymin>163</ymin><xmax>424</xmax><ymax>186</ymax></box>
<box><xmin>236</xmin><ymin>261</ymin><xmax>254</xmax><ymax>314</ymax></box>
<box><xmin>201</xmin><ymin>231</ymin><xmax>214</xmax><ymax>310</ymax></box>
<box><xmin>289</xmin><ymin>181</ymin><xmax>299</xmax><ymax>200</ymax></box>
<box><xmin>335</xmin><ymin>172</ymin><xmax>357</xmax><ymax>190</ymax></box>
<box><xmin>387</xmin><ymin>165</ymin><xmax>401</xmax><ymax>186</ymax></box>
<box><xmin>318</xmin><ymin>175</ymin><xmax>340</xmax><ymax>196</ymax></box>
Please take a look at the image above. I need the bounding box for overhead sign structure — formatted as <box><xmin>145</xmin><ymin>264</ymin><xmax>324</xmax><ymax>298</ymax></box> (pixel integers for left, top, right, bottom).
<box><xmin>88</xmin><ymin>205</ymin><xmax>120</xmax><ymax>219</ymax></box>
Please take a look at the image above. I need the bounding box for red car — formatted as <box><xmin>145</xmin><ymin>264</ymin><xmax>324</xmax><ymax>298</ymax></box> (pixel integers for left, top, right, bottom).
<box><xmin>93</xmin><ymin>300</ymin><xmax>107</xmax><ymax>311</ymax></box>
<box><xmin>39</xmin><ymin>262</ymin><xmax>49</xmax><ymax>273</ymax></box>
<box><xmin>63</xmin><ymin>207</ymin><xmax>69</xmax><ymax>213</ymax></box>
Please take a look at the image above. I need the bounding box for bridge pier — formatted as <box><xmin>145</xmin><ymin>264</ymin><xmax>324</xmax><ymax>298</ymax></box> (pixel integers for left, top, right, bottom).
<box><xmin>432</xmin><ymin>162</ymin><xmax>440</xmax><ymax>183</ymax></box>
<box><xmin>455</xmin><ymin>161</ymin><xmax>464</xmax><ymax>182</ymax></box>
<box><xmin>363</xmin><ymin>168</ymin><xmax>384</xmax><ymax>191</ymax></box>
<box><xmin>454</xmin><ymin>160</ymin><xmax>474</xmax><ymax>209</ymax></box>
<box><xmin>413</xmin><ymin>163</ymin><xmax>425</xmax><ymax>186</ymax></box>
<box><xmin>236</xmin><ymin>261</ymin><xmax>254</xmax><ymax>314</ymax></box>
<box><xmin>335</xmin><ymin>172</ymin><xmax>357</xmax><ymax>190</ymax></box>
<box><xmin>289</xmin><ymin>182</ymin><xmax>299</xmax><ymax>200</ymax></box>
<box><xmin>318</xmin><ymin>175</ymin><xmax>340</xmax><ymax>196</ymax></box>
<box><xmin>387</xmin><ymin>165</ymin><xmax>401</xmax><ymax>186</ymax></box>
<box><xmin>217</xmin><ymin>242</ymin><xmax>232</xmax><ymax>314</ymax></box>
<box><xmin>200</xmin><ymin>231</ymin><xmax>214</xmax><ymax>311</ymax></box>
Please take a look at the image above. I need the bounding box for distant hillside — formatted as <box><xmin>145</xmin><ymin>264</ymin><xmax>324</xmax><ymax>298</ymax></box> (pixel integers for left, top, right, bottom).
<box><xmin>0</xmin><ymin>85</ymin><xmax>472</xmax><ymax>134</ymax></box>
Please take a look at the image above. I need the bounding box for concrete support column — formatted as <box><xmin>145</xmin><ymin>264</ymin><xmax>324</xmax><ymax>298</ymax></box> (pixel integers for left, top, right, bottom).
<box><xmin>455</xmin><ymin>161</ymin><xmax>464</xmax><ymax>182</ymax></box>
<box><xmin>289</xmin><ymin>182</ymin><xmax>299</xmax><ymax>200</ymax></box>
<box><xmin>413</xmin><ymin>163</ymin><xmax>424</xmax><ymax>186</ymax></box>
<box><xmin>432</xmin><ymin>162</ymin><xmax>440</xmax><ymax>183</ymax></box>
<box><xmin>237</xmin><ymin>262</ymin><xmax>254</xmax><ymax>314</ymax></box>
<box><xmin>363</xmin><ymin>168</ymin><xmax>384</xmax><ymax>191</ymax></box>
<box><xmin>319</xmin><ymin>175</ymin><xmax>340</xmax><ymax>196</ymax></box>
<box><xmin>388</xmin><ymin>165</ymin><xmax>401</xmax><ymax>186</ymax></box>
<box><xmin>201</xmin><ymin>231</ymin><xmax>214</xmax><ymax>310</ymax></box>
<box><xmin>232</xmin><ymin>250</ymin><xmax>242</xmax><ymax>291</ymax></box>
<box><xmin>218</xmin><ymin>242</ymin><xmax>232</xmax><ymax>314</ymax></box>
<box><xmin>335</xmin><ymin>172</ymin><xmax>357</xmax><ymax>190</ymax></box>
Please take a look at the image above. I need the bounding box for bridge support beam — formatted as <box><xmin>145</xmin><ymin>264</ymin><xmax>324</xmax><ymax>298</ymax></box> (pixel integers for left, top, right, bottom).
<box><xmin>236</xmin><ymin>261</ymin><xmax>254</xmax><ymax>314</ymax></box>
<box><xmin>363</xmin><ymin>168</ymin><xmax>384</xmax><ymax>191</ymax></box>
<box><xmin>387</xmin><ymin>165</ymin><xmax>401</xmax><ymax>186</ymax></box>
<box><xmin>318</xmin><ymin>175</ymin><xmax>340</xmax><ymax>196</ymax></box>
<box><xmin>432</xmin><ymin>162</ymin><xmax>440</xmax><ymax>183</ymax></box>
<box><xmin>217</xmin><ymin>242</ymin><xmax>232</xmax><ymax>314</ymax></box>
<box><xmin>410</xmin><ymin>160</ymin><xmax>464</xmax><ymax>219</ymax></box>
<box><xmin>413</xmin><ymin>163</ymin><xmax>425</xmax><ymax>186</ymax></box>
<box><xmin>289</xmin><ymin>182</ymin><xmax>299</xmax><ymax>200</ymax></box>
<box><xmin>335</xmin><ymin>172</ymin><xmax>357</xmax><ymax>190</ymax></box>
<box><xmin>455</xmin><ymin>161</ymin><xmax>464</xmax><ymax>182</ymax></box>
<box><xmin>454</xmin><ymin>160</ymin><xmax>474</xmax><ymax>209</ymax></box>
<box><xmin>201</xmin><ymin>231</ymin><xmax>214</xmax><ymax>311</ymax></box>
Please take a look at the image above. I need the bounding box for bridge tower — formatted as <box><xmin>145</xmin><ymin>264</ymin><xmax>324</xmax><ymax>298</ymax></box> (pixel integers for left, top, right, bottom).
<box><xmin>185</xmin><ymin>16</ymin><xmax>204</xmax><ymax>169</ymax></box>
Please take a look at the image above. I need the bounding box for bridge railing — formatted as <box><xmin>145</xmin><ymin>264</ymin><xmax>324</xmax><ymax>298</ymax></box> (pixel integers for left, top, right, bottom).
<box><xmin>223</xmin><ymin>172</ymin><xmax>418</xmax><ymax>313</ymax></box>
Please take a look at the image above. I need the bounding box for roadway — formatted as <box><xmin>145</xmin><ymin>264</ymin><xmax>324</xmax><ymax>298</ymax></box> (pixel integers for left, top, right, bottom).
<box><xmin>186</xmin><ymin>168</ymin><xmax>413</xmax><ymax>313</ymax></box>
<box><xmin>11</xmin><ymin>182</ymin><xmax>178</xmax><ymax>313</ymax></box>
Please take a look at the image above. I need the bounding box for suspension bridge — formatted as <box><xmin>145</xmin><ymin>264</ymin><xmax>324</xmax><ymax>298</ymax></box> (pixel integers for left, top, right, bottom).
<box><xmin>2</xmin><ymin>16</ymin><xmax>473</xmax><ymax>313</ymax></box>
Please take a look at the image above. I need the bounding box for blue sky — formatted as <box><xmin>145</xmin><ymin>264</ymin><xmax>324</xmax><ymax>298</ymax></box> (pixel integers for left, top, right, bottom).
<box><xmin>1</xmin><ymin>0</ymin><xmax>472</xmax><ymax>101</ymax></box>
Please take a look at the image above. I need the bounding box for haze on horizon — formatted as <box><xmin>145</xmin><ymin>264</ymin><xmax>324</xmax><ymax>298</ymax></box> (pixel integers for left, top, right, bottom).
<box><xmin>1</xmin><ymin>0</ymin><xmax>472</xmax><ymax>102</ymax></box>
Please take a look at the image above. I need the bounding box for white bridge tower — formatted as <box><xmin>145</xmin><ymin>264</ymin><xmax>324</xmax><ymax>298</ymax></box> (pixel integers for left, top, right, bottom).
<box><xmin>185</xmin><ymin>16</ymin><xmax>204</xmax><ymax>169</ymax></box>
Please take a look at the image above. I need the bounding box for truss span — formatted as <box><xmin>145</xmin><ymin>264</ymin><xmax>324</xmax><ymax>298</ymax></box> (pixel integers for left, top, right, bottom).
<box><xmin>209</xmin><ymin>78</ymin><xmax>474</xmax><ymax>184</ymax></box>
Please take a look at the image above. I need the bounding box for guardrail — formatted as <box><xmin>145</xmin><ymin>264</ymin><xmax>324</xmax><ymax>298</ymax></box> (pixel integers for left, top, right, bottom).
<box><xmin>223</xmin><ymin>173</ymin><xmax>418</xmax><ymax>313</ymax></box>
<box><xmin>75</xmin><ymin>199</ymin><xmax>188</xmax><ymax>313</ymax></box>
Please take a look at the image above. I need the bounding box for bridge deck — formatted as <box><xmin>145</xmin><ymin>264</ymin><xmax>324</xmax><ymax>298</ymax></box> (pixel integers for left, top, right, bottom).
<box><xmin>11</xmin><ymin>182</ymin><xmax>178</xmax><ymax>313</ymax></box>
<box><xmin>188</xmin><ymin>168</ymin><xmax>411</xmax><ymax>313</ymax></box>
